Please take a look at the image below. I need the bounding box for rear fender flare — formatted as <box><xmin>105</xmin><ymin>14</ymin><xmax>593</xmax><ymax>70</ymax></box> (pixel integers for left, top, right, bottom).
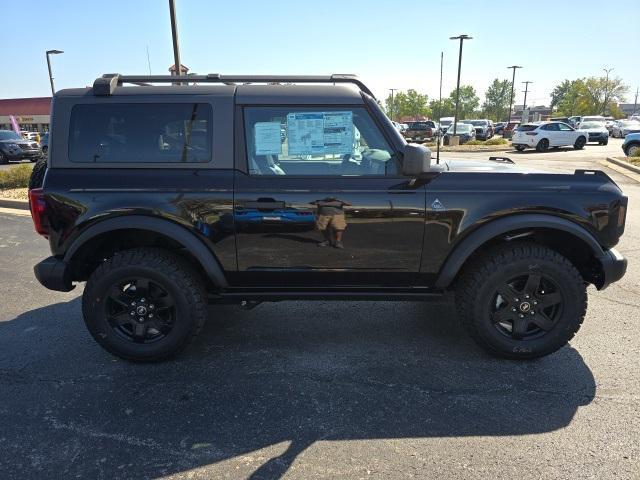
<box><xmin>63</xmin><ymin>215</ymin><xmax>228</xmax><ymax>287</ymax></box>
<box><xmin>434</xmin><ymin>214</ymin><xmax>604</xmax><ymax>288</ymax></box>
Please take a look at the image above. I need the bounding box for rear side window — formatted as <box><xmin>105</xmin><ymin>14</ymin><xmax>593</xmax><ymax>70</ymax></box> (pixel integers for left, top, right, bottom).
<box><xmin>517</xmin><ymin>125</ymin><xmax>538</xmax><ymax>132</ymax></box>
<box><xmin>68</xmin><ymin>103</ymin><xmax>213</xmax><ymax>163</ymax></box>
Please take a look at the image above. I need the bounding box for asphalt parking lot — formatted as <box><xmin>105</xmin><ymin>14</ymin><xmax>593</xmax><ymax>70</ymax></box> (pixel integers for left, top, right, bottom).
<box><xmin>0</xmin><ymin>143</ymin><xmax>638</xmax><ymax>479</ymax></box>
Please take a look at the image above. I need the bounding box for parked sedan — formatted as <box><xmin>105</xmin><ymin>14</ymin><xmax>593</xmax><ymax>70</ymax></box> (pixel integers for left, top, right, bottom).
<box><xmin>443</xmin><ymin>123</ymin><xmax>476</xmax><ymax>145</ymax></box>
<box><xmin>512</xmin><ymin>122</ymin><xmax>587</xmax><ymax>152</ymax></box>
<box><xmin>578</xmin><ymin>121</ymin><xmax>609</xmax><ymax>145</ymax></box>
<box><xmin>612</xmin><ymin>120</ymin><xmax>640</xmax><ymax>138</ymax></box>
<box><xmin>622</xmin><ymin>133</ymin><xmax>640</xmax><ymax>157</ymax></box>
<box><xmin>494</xmin><ymin>122</ymin><xmax>507</xmax><ymax>135</ymax></box>
<box><xmin>462</xmin><ymin>119</ymin><xmax>494</xmax><ymax>140</ymax></box>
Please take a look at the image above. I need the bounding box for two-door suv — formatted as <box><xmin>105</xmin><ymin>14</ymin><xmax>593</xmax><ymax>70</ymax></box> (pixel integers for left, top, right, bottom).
<box><xmin>29</xmin><ymin>74</ymin><xmax>628</xmax><ymax>362</ymax></box>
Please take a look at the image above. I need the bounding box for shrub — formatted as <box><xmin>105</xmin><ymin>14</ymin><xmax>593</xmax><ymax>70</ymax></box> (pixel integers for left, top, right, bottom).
<box><xmin>485</xmin><ymin>137</ymin><xmax>508</xmax><ymax>145</ymax></box>
<box><xmin>0</xmin><ymin>164</ymin><xmax>33</xmax><ymax>190</ymax></box>
<box><xmin>465</xmin><ymin>140</ymin><xmax>483</xmax><ymax>145</ymax></box>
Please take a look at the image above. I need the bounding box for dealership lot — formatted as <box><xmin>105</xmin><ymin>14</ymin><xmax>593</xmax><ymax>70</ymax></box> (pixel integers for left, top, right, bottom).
<box><xmin>0</xmin><ymin>148</ymin><xmax>638</xmax><ymax>479</ymax></box>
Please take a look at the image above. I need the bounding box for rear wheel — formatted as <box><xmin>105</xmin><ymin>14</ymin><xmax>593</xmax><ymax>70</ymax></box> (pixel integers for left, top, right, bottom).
<box><xmin>626</xmin><ymin>143</ymin><xmax>640</xmax><ymax>157</ymax></box>
<box><xmin>574</xmin><ymin>136</ymin><xmax>586</xmax><ymax>149</ymax></box>
<box><xmin>82</xmin><ymin>248</ymin><xmax>208</xmax><ymax>362</ymax></box>
<box><xmin>0</xmin><ymin>152</ymin><xmax>7</xmax><ymax>165</ymax></box>
<box><xmin>28</xmin><ymin>158</ymin><xmax>47</xmax><ymax>190</ymax></box>
<box><xmin>536</xmin><ymin>138</ymin><xmax>549</xmax><ymax>152</ymax></box>
<box><xmin>455</xmin><ymin>242</ymin><xmax>587</xmax><ymax>360</ymax></box>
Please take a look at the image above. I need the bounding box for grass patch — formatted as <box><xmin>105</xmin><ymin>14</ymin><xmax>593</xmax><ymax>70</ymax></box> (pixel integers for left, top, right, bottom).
<box><xmin>0</xmin><ymin>164</ymin><xmax>33</xmax><ymax>191</ymax></box>
<box><xmin>485</xmin><ymin>137</ymin><xmax>508</xmax><ymax>145</ymax></box>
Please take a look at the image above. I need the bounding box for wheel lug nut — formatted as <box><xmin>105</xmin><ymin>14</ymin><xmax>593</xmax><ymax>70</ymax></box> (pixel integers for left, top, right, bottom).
<box><xmin>525</xmin><ymin>295</ymin><xmax>530</xmax><ymax>299</ymax></box>
<box><xmin>149</xmin><ymin>304</ymin><xmax>154</xmax><ymax>310</ymax></box>
<box><xmin>533</xmin><ymin>301</ymin><xmax>537</xmax><ymax>305</ymax></box>
<box><xmin>138</xmin><ymin>317</ymin><xmax>144</xmax><ymax>322</ymax></box>
<box><xmin>130</xmin><ymin>311</ymin><xmax>135</xmax><ymax>316</ymax></box>
<box><xmin>530</xmin><ymin>311</ymin><xmax>535</xmax><ymax>315</ymax></box>
<box><xmin>149</xmin><ymin>313</ymin><xmax>153</xmax><ymax>318</ymax></box>
<box><xmin>512</xmin><ymin>307</ymin><xmax>516</xmax><ymax>312</ymax></box>
<box><xmin>518</xmin><ymin>314</ymin><xmax>524</xmax><ymax>318</ymax></box>
<box><xmin>140</xmin><ymin>298</ymin><xmax>146</xmax><ymax>303</ymax></box>
<box><xmin>131</xmin><ymin>302</ymin><xmax>136</xmax><ymax>306</ymax></box>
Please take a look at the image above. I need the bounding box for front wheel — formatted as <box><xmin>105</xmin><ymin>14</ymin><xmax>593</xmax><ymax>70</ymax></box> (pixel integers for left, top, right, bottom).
<box><xmin>574</xmin><ymin>136</ymin><xmax>586</xmax><ymax>149</ymax></box>
<box><xmin>626</xmin><ymin>144</ymin><xmax>640</xmax><ymax>157</ymax></box>
<box><xmin>82</xmin><ymin>248</ymin><xmax>208</xmax><ymax>362</ymax></box>
<box><xmin>0</xmin><ymin>152</ymin><xmax>7</xmax><ymax>165</ymax></box>
<box><xmin>455</xmin><ymin>242</ymin><xmax>587</xmax><ymax>360</ymax></box>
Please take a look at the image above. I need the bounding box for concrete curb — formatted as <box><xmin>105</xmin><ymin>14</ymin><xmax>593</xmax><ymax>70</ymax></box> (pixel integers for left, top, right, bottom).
<box><xmin>427</xmin><ymin>145</ymin><xmax>513</xmax><ymax>153</ymax></box>
<box><xmin>0</xmin><ymin>197</ymin><xmax>29</xmax><ymax>210</ymax></box>
<box><xmin>606</xmin><ymin>156</ymin><xmax>640</xmax><ymax>174</ymax></box>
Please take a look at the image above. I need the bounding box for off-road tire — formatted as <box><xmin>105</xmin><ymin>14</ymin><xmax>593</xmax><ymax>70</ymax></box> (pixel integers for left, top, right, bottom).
<box><xmin>82</xmin><ymin>248</ymin><xmax>207</xmax><ymax>362</ymax></box>
<box><xmin>574</xmin><ymin>136</ymin><xmax>587</xmax><ymax>150</ymax></box>
<box><xmin>455</xmin><ymin>242</ymin><xmax>587</xmax><ymax>360</ymax></box>
<box><xmin>28</xmin><ymin>158</ymin><xmax>47</xmax><ymax>190</ymax></box>
<box><xmin>536</xmin><ymin>138</ymin><xmax>549</xmax><ymax>152</ymax></box>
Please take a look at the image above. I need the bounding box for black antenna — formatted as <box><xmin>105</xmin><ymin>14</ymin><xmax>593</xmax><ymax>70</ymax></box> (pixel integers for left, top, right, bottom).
<box><xmin>436</xmin><ymin>51</ymin><xmax>443</xmax><ymax>165</ymax></box>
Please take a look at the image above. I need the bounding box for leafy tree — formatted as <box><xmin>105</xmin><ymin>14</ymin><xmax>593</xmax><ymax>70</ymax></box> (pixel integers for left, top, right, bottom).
<box><xmin>482</xmin><ymin>78</ymin><xmax>512</xmax><ymax>121</ymax></box>
<box><xmin>384</xmin><ymin>89</ymin><xmax>431</xmax><ymax>120</ymax></box>
<box><xmin>582</xmin><ymin>76</ymin><xmax>628</xmax><ymax>115</ymax></box>
<box><xmin>429</xmin><ymin>97</ymin><xmax>455</xmax><ymax>119</ymax></box>
<box><xmin>448</xmin><ymin>85</ymin><xmax>479</xmax><ymax>119</ymax></box>
<box><xmin>551</xmin><ymin>77</ymin><xmax>629</xmax><ymax>116</ymax></box>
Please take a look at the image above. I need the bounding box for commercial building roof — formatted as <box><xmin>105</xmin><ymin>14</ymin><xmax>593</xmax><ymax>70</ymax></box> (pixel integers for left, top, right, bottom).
<box><xmin>0</xmin><ymin>97</ymin><xmax>52</xmax><ymax>116</ymax></box>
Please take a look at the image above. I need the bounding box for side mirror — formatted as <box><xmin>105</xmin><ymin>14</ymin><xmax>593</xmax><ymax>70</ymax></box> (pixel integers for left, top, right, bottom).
<box><xmin>402</xmin><ymin>143</ymin><xmax>431</xmax><ymax>176</ymax></box>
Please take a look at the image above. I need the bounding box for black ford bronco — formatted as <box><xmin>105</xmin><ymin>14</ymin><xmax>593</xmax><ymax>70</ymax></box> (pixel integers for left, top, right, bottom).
<box><xmin>29</xmin><ymin>74</ymin><xmax>628</xmax><ymax>362</ymax></box>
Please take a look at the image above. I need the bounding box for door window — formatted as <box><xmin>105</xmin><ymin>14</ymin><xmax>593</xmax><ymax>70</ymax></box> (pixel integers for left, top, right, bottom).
<box><xmin>243</xmin><ymin>106</ymin><xmax>399</xmax><ymax>176</ymax></box>
<box><xmin>558</xmin><ymin>123</ymin><xmax>574</xmax><ymax>131</ymax></box>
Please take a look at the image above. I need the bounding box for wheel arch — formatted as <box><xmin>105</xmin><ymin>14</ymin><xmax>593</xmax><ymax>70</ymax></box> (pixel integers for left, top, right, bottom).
<box><xmin>64</xmin><ymin>215</ymin><xmax>228</xmax><ymax>289</ymax></box>
<box><xmin>434</xmin><ymin>214</ymin><xmax>605</xmax><ymax>289</ymax></box>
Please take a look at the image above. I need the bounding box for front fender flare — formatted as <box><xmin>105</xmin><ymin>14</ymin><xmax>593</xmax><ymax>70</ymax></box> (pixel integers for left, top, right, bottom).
<box><xmin>63</xmin><ymin>215</ymin><xmax>228</xmax><ymax>287</ymax></box>
<box><xmin>434</xmin><ymin>214</ymin><xmax>604</xmax><ymax>288</ymax></box>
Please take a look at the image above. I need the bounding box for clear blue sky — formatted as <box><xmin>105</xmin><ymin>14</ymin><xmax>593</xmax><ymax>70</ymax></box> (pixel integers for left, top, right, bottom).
<box><xmin>1</xmin><ymin>0</ymin><xmax>638</xmax><ymax>107</ymax></box>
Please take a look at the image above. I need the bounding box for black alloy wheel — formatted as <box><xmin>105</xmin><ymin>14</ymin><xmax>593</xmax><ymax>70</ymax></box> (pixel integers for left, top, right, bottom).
<box><xmin>536</xmin><ymin>138</ymin><xmax>549</xmax><ymax>152</ymax></box>
<box><xmin>574</xmin><ymin>136</ymin><xmax>586</xmax><ymax>149</ymax></box>
<box><xmin>489</xmin><ymin>273</ymin><xmax>562</xmax><ymax>341</ymax></box>
<box><xmin>105</xmin><ymin>277</ymin><xmax>176</xmax><ymax>344</ymax></box>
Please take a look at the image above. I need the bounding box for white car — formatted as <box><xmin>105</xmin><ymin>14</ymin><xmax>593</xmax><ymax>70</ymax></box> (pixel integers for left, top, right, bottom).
<box><xmin>512</xmin><ymin>122</ymin><xmax>587</xmax><ymax>152</ymax></box>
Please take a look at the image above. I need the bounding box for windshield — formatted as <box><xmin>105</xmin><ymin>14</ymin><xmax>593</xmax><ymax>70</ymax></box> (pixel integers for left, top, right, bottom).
<box><xmin>0</xmin><ymin>130</ymin><xmax>21</xmax><ymax>141</ymax></box>
<box><xmin>440</xmin><ymin>119</ymin><xmax>452</xmax><ymax>126</ymax></box>
<box><xmin>464</xmin><ymin>120</ymin><xmax>487</xmax><ymax>126</ymax></box>
<box><xmin>447</xmin><ymin>124</ymin><xmax>472</xmax><ymax>133</ymax></box>
<box><xmin>622</xmin><ymin>121</ymin><xmax>640</xmax><ymax>127</ymax></box>
<box><xmin>580</xmin><ymin>122</ymin><xmax>604</xmax><ymax>129</ymax></box>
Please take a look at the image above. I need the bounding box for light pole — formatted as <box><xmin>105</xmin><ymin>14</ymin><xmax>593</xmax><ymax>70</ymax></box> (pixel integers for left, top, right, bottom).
<box><xmin>602</xmin><ymin>67</ymin><xmax>614</xmax><ymax>115</ymax></box>
<box><xmin>633</xmin><ymin>86</ymin><xmax>639</xmax><ymax>116</ymax></box>
<box><xmin>506</xmin><ymin>65</ymin><xmax>522</xmax><ymax>124</ymax></box>
<box><xmin>46</xmin><ymin>50</ymin><xmax>64</xmax><ymax>95</ymax></box>
<box><xmin>522</xmin><ymin>81</ymin><xmax>533</xmax><ymax>121</ymax></box>
<box><xmin>450</xmin><ymin>34</ymin><xmax>472</xmax><ymax>136</ymax></box>
<box><xmin>169</xmin><ymin>0</ymin><xmax>182</xmax><ymax>84</ymax></box>
<box><xmin>389</xmin><ymin>88</ymin><xmax>398</xmax><ymax>121</ymax></box>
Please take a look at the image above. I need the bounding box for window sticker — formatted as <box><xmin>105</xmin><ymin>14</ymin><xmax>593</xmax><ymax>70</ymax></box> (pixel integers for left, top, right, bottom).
<box><xmin>287</xmin><ymin>111</ymin><xmax>354</xmax><ymax>155</ymax></box>
<box><xmin>254</xmin><ymin>122</ymin><xmax>283</xmax><ymax>155</ymax></box>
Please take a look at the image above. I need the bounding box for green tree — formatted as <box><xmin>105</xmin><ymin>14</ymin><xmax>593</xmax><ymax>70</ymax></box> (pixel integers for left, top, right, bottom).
<box><xmin>482</xmin><ymin>78</ymin><xmax>511</xmax><ymax>121</ymax></box>
<box><xmin>551</xmin><ymin>77</ymin><xmax>629</xmax><ymax>116</ymax></box>
<box><xmin>582</xmin><ymin>76</ymin><xmax>628</xmax><ymax>115</ymax></box>
<box><xmin>385</xmin><ymin>89</ymin><xmax>431</xmax><ymax>120</ymax></box>
<box><xmin>448</xmin><ymin>85</ymin><xmax>480</xmax><ymax>119</ymax></box>
<box><xmin>429</xmin><ymin>97</ymin><xmax>455</xmax><ymax>119</ymax></box>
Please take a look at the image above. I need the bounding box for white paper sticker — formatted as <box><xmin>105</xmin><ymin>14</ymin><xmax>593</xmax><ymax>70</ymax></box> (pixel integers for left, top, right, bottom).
<box><xmin>254</xmin><ymin>122</ymin><xmax>282</xmax><ymax>155</ymax></box>
<box><xmin>287</xmin><ymin>111</ymin><xmax>354</xmax><ymax>155</ymax></box>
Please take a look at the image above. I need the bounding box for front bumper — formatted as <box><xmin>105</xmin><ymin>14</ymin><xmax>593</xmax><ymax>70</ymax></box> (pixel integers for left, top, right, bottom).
<box><xmin>2</xmin><ymin>149</ymin><xmax>43</xmax><ymax>161</ymax></box>
<box><xmin>587</xmin><ymin>132</ymin><xmax>608</xmax><ymax>142</ymax></box>
<box><xmin>34</xmin><ymin>256</ymin><xmax>75</xmax><ymax>292</ymax></box>
<box><xmin>596</xmin><ymin>248</ymin><xmax>627</xmax><ymax>290</ymax></box>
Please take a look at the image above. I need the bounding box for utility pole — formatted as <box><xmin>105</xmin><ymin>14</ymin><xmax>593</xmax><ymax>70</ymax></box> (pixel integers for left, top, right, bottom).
<box><xmin>46</xmin><ymin>49</ymin><xmax>64</xmax><ymax>95</ymax></box>
<box><xmin>522</xmin><ymin>81</ymin><xmax>532</xmax><ymax>111</ymax></box>
<box><xmin>602</xmin><ymin>67</ymin><xmax>614</xmax><ymax>115</ymax></box>
<box><xmin>169</xmin><ymin>0</ymin><xmax>182</xmax><ymax>84</ymax></box>
<box><xmin>389</xmin><ymin>88</ymin><xmax>398</xmax><ymax>121</ymax></box>
<box><xmin>506</xmin><ymin>65</ymin><xmax>522</xmax><ymax>124</ymax></box>
<box><xmin>436</xmin><ymin>51</ymin><xmax>443</xmax><ymax>164</ymax></box>
<box><xmin>450</xmin><ymin>34</ymin><xmax>472</xmax><ymax>136</ymax></box>
<box><xmin>633</xmin><ymin>86</ymin><xmax>638</xmax><ymax>116</ymax></box>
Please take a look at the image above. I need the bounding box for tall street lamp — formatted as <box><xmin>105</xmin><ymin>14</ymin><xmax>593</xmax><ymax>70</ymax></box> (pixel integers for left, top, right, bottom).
<box><xmin>522</xmin><ymin>81</ymin><xmax>533</xmax><ymax>121</ymax></box>
<box><xmin>602</xmin><ymin>67</ymin><xmax>614</xmax><ymax>115</ymax></box>
<box><xmin>506</xmin><ymin>65</ymin><xmax>522</xmax><ymax>124</ymax></box>
<box><xmin>389</xmin><ymin>88</ymin><xmax>398</xmax><ymax>121</ymax></box>
<box><xmin>46</xmin><ymin>49</ymin><xmax>64</xmax><ymax>95</ymax></box>
<box><xmin>450</xmin><ymin>34</ymin><xmax>472</xmax><ymax>136</ymax></box>
<box><xmin>169</xmin><ymin>0</ymin><xmax>182</xmax><ymax>85</ymax></box>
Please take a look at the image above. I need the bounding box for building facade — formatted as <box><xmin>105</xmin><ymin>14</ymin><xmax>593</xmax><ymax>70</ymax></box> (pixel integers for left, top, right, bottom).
<box><xmin>0</xmin><ymin>97</ymin><xmax>52</xmax><ymax>133</ymax></box>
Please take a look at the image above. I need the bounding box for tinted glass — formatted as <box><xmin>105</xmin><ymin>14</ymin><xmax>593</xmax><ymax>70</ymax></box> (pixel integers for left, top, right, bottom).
<box><xmin>518</xmin><ymin>125</ymin><xmax>538</xmax><ymax>132</ymax></box>
<box><xmin>69</xmin><ymin>103</ymin><xmax>212</xmax><ymax>163</ymax></box>
<box><xmin>0</xmin><ymin>130</ymin><xmax>21</xmax><ymax>141</ymax></box>
<box><xmin>558</xmin><ymin>123</ymin><xmax>573</xmax><ymax>131</ymax></box>
<box><xmin>244</xmin><ymin>106</ymin><xmax>398</xmax><ymax>176</ymax></box>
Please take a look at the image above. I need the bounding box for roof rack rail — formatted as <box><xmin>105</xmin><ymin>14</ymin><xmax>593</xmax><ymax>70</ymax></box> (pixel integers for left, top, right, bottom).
<box><xmin>92</xmin><ymin>73</ymin><xmax>376</xmax><ymax>98</ymax></box>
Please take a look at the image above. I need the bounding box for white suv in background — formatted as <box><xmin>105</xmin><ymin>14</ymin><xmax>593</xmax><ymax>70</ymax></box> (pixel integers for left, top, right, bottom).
<box><xmin>512</xmin><ymin>122</ymin><xmax>588</xmax><ymax>152</ymax></box>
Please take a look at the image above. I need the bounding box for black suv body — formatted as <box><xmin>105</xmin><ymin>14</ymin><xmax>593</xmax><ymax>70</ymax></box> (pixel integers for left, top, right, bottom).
<box><xmin>30</xmin><ymin>74</ymin><xmax>628</xmax><ymax>362</ymax></box>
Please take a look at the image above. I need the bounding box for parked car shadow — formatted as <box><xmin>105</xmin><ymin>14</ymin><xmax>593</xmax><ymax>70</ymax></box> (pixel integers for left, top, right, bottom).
<box><xmin>0</xmin><ymin>296</ymin><xmax>596</xmax><ymax>480</ymax></box>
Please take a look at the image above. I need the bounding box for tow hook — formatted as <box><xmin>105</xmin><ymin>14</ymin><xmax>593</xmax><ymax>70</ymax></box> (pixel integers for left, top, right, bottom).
<box><xmin>240</xmin><ymin>300</ymin><xmax>261</xmax><ymax>310</ymax></box>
